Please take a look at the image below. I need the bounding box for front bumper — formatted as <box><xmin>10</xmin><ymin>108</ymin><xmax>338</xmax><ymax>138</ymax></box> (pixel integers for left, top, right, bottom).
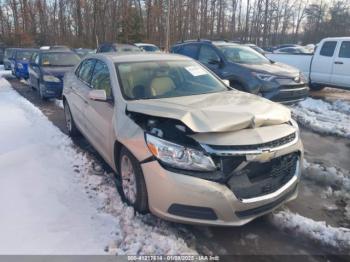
<box><xmin>263</xmin><ymin>79</ymin><xmax>309</xmax><ymax>104</ymax></box>
<box><xmin>40</xmin><ymin>82</ymin><xmax>63</xmax><ymax>98</ymax></box>
<box><xmin>141</xmin><ymin>137</ymin><xmax>303</xmax><ymax>226</ymax></box>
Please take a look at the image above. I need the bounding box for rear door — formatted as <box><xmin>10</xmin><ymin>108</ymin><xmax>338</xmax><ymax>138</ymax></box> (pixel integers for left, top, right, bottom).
<box><xmin>70</xmin><ymin>59</ymin><xmax>96</xmax><ymax>132</ymax></box>
<box><xmin>83</xmin><ymin>60</ymin><xmax>114</xmax><ymax>164</ymax></box>
<box><xmin>331</xmin><ymin>41</ymin><xmax>350</xmax><ymax>88</ymax></box>
<box><xmin>311</xmin><ymin>41</ymin><xmax>338</xmax><ymax>85</ymax></box>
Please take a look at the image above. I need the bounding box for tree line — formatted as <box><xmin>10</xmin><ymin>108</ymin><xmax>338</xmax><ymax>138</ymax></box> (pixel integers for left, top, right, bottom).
<box><xmin>0</xmin><ymin>0</ymin><xmax>349</xmax><ymax>49</ymax></box>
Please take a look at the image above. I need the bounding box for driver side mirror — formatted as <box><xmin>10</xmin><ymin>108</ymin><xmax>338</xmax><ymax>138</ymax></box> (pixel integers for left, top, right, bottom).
<box><xmin>89</xmin><ymin>89</ymin><xmax>107</xmax><ymax>102</ymax></box>
<box><xmin>208</xmin><ymin>58</ymin><xmax>222</xmax><ymax>66</ymax></box>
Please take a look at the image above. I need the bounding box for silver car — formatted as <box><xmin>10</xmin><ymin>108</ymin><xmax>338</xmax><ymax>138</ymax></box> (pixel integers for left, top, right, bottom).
<box><xmin>63</xmin><ymin>53</ymin><xmax>303</xmax><ymax>226</ymax></box>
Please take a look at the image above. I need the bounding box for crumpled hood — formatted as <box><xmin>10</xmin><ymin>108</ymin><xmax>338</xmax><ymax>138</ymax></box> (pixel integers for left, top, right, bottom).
<box><xmin>127</xmin><ymin>91</ymin><xmax>291</xmax><ymax>133</ymax></box>
<box><xmin>241</xmin><ymin>62</ymin><xmax>300</xmax><ymax>78</ymax></box>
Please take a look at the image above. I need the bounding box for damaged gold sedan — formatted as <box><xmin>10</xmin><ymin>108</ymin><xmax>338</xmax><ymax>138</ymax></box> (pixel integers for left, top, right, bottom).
<box><xmin>63</xmin><ymin>53</ymin><xmax>303</xmax><ymax>226</ymax></box>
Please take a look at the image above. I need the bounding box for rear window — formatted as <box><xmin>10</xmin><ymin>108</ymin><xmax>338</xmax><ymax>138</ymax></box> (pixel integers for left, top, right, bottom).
<box><xmin>178</xmin><ymin>44</ymin><xmax>198</xmax><ymax>59</ymax></box>
<box><xmin>41</xmin><ymin>52</ymin><xmax>81</xmax><ymax>67</ymax></box>
<box><xmin>320</xmin><ymin>41</ymin><xmax>337</xmax><ymax>57</ymax></box>
<box><xmin>339</xmin><ymin>41</ymin><xmax>350</xmax><ymax>58</ymax></box>
<box><xmin>15</xmin><ymin>50</ymin><xmax>35</xmax><ymax>61</ymax></box>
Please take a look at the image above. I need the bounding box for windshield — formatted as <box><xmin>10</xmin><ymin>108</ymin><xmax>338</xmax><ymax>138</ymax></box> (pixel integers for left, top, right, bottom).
<box><xmin>116</xmin><ymin>60</ymin><xmax>229</xmax><ymax>100</ymax></box>
<box><xmin>16</xmin><ymin>50</ymin><xmax>35</xmax><ymax>61</ymax></box>
<box><xmin>218</xmin><ymin>45</ymin><xmax>270</xmax><ymax>64</ymax></box>
<box><xmin>141</xmin><ymin>45</ymin><xmax>160</xmax><ymax>52</ymax></box>
<box><xmin>41</xmin><ymin>52</ymin><xmax>81</xmax><ymax>67</ymax></box>
<box><xmin>4</xmin><ymin>49</ymin><xmax>13</xmax><ymax>58</ymax></box>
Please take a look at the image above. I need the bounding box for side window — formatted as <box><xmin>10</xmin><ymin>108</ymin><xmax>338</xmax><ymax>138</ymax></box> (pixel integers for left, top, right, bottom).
<box><xmin>35</xmin><ymin>54</ymin><xmax>40</xmax><ymax>64</ymax></box>
<box><xmin>99</xmin><ymin>45</ymin><xmax>113</xmax><ymax>53</ymax></box>
<box><xmin>180</xmin><ymin>44</ymin><xmax>199</xmax><ymax>58</ymax></box>
<box><xmin>320</xmin><ymin>41</ymin><xmax>337</xmax><ymax>57</ymax></box>
<box><xmin>198</xmin><ymin>45</ymin><xmax>220</xmax><ymax>64</ymax></box>
<box><xmin>78</xmin><ymin>59</ymin><xmax>96</xmax><ymax>84</ymax></box>
<box><xmin>339</xmin><ymin>41</ymin><xmax>350</xmax><ymax>58</ymax></box>
<box><xmin>91</xmin><ymin>61</ymin><xmax>112</xmax><ymax>98</ymax></box>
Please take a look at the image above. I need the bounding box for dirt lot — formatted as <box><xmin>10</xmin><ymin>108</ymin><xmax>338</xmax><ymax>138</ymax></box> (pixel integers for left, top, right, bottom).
<box><xmin>6</xmin><ymin>78</ymin><xmax>350</xmax><ymax>261</ymax></box>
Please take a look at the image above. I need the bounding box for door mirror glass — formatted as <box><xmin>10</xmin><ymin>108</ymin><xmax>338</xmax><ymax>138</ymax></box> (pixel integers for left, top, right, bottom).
<box><xmin>89</xmin><ymin>89</ymin><xmax>107</xmax><ymax>101</ymax></box>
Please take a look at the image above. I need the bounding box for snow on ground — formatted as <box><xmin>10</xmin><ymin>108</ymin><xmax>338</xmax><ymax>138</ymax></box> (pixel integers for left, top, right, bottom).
<box><xmin>270</xmin><ymin>209</ymin><xmax>350</xmax><ymax>251</ymax></box>
<box><xmin>0</xmin><ymin>78</ymin><xmax>195</xmax><ymax>255</ymax></box>
<box><xmin>0</xmin><ymin>64</ymin><xmax>13</xmax><ymax>78</ymax></box>
<box><xmin>291</xmin><ymin>98</ymin><xmax>350</xmax><ymax>138</ymax></box>
<box><xmin>54</xmin><ymin>99</ymin><xmax>64</xmax><ymax>109</ymax></box>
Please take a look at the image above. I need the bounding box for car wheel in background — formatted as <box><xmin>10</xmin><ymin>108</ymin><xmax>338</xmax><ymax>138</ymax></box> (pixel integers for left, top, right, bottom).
<box><xmin>63</xmin><ymin>101</ymin><xmax>80</xmax><ymax>137</ymax></box>
<box><xmin>309</xmin><ymin>83</ymin><xmax>325</xmax><ymax>91</ymax></box>
<box><xmin>37</xmin><ymin>80</ymin><xmax>47</xmax><ymax>101</ymax></box>
<box><xmin>119</xmin><ymin>147</ymin><xmax>148</xmax><ymax>214</ymax></box>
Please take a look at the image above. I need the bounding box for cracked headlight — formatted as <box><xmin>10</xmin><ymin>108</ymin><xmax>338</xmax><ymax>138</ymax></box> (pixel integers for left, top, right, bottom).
<box><xmin>253</xmin><ymin>73</ymin><xmax>276</xmax><ymax>82</ymax></box>
<box><xmin>43</xmin><ymin>75</ymin><xmax>61</xmax><ymax>83</ymax></box>
<box><xmin>146</xmin><ymin>134</ymin><xmax>216</xmax><ymax>172</ymax></box>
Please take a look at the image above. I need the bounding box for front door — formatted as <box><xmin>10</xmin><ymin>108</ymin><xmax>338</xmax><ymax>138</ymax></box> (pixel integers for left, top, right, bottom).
<box><xmin>84</xmin><ymin>60</ymin><xmax>114</xmax><ymax>165</ymax></box>
<box><xmin>331</xmin><ymin>41</ymin><xmax>350</xmax><ymax>88</ymax></box>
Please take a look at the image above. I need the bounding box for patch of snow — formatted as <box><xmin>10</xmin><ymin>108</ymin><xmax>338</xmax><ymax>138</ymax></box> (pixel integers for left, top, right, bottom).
<box><xmin>54</xmin><ymin>99</ymin><xmax>64</xmax><ymax>109</ymax></box>
<box><xmin>303</xmin><ymin>160</ymin><xmax>350</xmax><ymax>192</ymax></box>
<box><xmin>291</xmin><ymin>98</ymin><xmax>350</xmax><ymax>138</ymax></box>
<box><xmin>0</xmin><ymin>78</ymin><xmax>195</xmax><ymax>255</ymax></box>
<box><xmin>0</xmin><ymin>67</ymin><xmax>13</xmax><ymax>78</ymax></box>
<box><xmin>270</xmin><ymin>210</ymin><xmax>350</xmax><ymax>251</ymax></box>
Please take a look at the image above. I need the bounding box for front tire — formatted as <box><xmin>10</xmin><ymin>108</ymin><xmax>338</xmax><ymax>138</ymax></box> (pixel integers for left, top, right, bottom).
<box><xmin>64</xmin><ymin>101</ymin><xmax>80</xmax><ymax>137</ymax></box>
<box><xmin>119</xmin><ymin>147</ymin><xmax>148</xmax><ymax>213</ymax></box>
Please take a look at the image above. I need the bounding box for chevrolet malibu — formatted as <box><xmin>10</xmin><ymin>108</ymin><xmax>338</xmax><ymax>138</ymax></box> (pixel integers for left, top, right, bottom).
<box><xmin>63</xmin><ymin>53</ymin><xmax>303</xmax><ymax>226</ymax></box>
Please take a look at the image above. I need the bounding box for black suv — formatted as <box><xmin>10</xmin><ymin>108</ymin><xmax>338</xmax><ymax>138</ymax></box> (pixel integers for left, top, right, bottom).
<box><xmin>171</xmin><ymin>40</ymin><xmax>309</xmax><ymax>104</ymax></box>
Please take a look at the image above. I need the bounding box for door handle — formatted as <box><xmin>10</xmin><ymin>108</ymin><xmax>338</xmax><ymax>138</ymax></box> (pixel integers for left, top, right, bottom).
<box><xmin>334</xmin><ymin>61</ymin><xmax>344</xmax><ymax>65</ymax></box>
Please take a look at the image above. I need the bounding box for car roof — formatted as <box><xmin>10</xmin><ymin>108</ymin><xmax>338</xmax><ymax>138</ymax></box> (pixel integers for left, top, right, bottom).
<box><xmin>39</xmin><ymin>50</ymin><xmax>76</xmax><ymax>54</ymax></box>
<box><xmin>135</xmin><ymin>43</ymin><xmax>157</xmax><ymax>46</ymax></box>
<box><xmin>16</xmin><ymin>48</ymin><xmax>38</xmax><ymax>52</ymax></box>
<box><xmin>87</xmin><ymin>52</ymin><xmax>192</xmax><ymax>63</ymax></box>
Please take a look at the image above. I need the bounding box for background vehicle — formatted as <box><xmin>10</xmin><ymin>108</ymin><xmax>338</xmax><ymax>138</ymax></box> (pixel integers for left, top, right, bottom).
<box><xmin>74</xmin><ymin>48</ymin><xmax>95</xmax><ymax>58</ymax></box>
<box><xmin>266</xmin><ymin>37</ymin><xmax>350</xmax><ymax>90</ymax></box>
<box><xmin>245</xmin><ymin>44</ymin><xmax>266</xmax><ymax>55</ymax></box>
<box><xmin>11</xmin><ymin>48</ymin><xmax>37</xmax><ymax>79</ymax></box>
<box><xmin>63</xmin><ymin>53</ymin><xmax>303</xmax><ymax>226</ymax></box>
<box><xmin>28</xmin><ymin>50</ymin><xmax>81</xmax><ymax>100</ymax></box>
<box><xmin>134</xmin><ymin>43</ymin><xmax>161</xmax><ymax>52</ymax></box>
<box><xmin>0</xmin><ymin>42</ymin><xmax>6</xmax><ymax>64</ymax></box>
<box><xmin>3</xmin><ymin>48</ymin><xmax>18</xmax><ymax>70</ymax></box>
<box><xmin>96</xmin><ymin>43</ymin><xmax>141</xmax><ymax>53</ymax></box>
<box><xmin>273</xmin><ymin>46</ymin><xmax>313</xmax><ymax>54</ymax></box>
<box><xmin>171</xmin><ymin>40</ymin><xmax>309</xmax><ymax>104</ymax></box>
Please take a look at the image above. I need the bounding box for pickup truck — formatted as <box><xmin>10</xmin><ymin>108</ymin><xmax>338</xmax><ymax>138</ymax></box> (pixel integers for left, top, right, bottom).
<box><xmin>266</xmin><ymin>37</ymin><xmax>350</xmax><ymax>90</ymax></box>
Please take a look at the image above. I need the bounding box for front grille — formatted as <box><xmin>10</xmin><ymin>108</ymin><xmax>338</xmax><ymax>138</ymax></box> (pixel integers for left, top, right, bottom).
<box><xmin>227</xmin><ymin>153</ymin><xmax>299</xmax><ymax>199</ymax></box>
<box><xmin>207</xmin><ymin>133</ymin><xmax>296</xmax><ymax>151</ymax></box>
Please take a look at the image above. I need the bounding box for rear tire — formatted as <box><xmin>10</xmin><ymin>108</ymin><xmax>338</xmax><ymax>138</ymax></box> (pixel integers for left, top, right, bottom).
<box><xmin>64</xmin><ymin>101</ymin><xmax>80</xmax><ymax>137</ymax></box>
<box><xmin>119</xmin><ymin>147</ymin><xmax>148</xmax><ymax>213</ymax></box>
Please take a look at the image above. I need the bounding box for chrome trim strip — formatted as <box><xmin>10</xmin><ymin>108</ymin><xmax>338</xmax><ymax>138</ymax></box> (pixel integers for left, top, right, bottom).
<box><xmin>201</xmin><ymin>132</ymin><xmax>299</xmax><ymax>156</ymax></box>
<box><xmin>279</xmin><ymin>87</ymin><xmax>309</xmax><ymax>92</ymax></box>
<box><xmin>240</xmin><ymin>160</ymin><xmax>300</xmax><ymax>204</ymax></box>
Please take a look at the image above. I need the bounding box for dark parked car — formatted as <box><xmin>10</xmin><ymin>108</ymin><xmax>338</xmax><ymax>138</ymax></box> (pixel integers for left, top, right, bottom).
<box><xmin>0</xmin><ymin>43</ymin><xmax>6</xmax><ymax>64</ymax></box>
<box><xmin>28</xmin><ymin>50</ymin><xmax>81</xmax><ymax>100</ymax></box>
<box><xmin>96</xmin><ymin>43</ymin><xmax>141</xmax><ymax>53</ymax></box>
<box><xmin>73</xmin><ymin>48</ymin><xmax>95</xmax><ymax>58</ymax></box>
<box><xmin>273</xmin><ymin>46</ymin><xmax>313</xmax><ymax>54</ymax></box>
<box><xmin>11</xmin><ymin>48</ymin><xmax>37</xmax><ymax>79</ymax></box>
<box><xmin>171</xmin><ymin>40</ymin><xmax>309</xmax><ymax>104</ymax></box>
<box><xmin>3</xmin><ymin>48</ymin><xmax>19</xmax><ymax>70</ymax></box>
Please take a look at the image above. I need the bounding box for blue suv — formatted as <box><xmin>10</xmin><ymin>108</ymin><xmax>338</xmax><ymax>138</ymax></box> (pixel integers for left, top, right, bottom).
<box><xmin>171</xmin><ymin>40</ymin><xmax>309</xmax><ymax>104</ymax></box>
<box><xmin>10</xmin><ymin>48</ymin><xmax>37</xmax><ymax>79</ymax></box>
